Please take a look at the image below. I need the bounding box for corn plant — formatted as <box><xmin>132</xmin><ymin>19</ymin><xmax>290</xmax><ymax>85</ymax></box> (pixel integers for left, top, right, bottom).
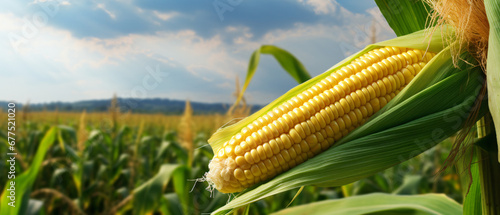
<box><xmin>205</xmin><ymin>0</ymin><xmax>499</xmax><ymax>214</ymax></box>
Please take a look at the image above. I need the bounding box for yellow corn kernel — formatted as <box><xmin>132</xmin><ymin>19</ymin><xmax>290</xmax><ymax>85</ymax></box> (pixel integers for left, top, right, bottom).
<box><xmin>206</xmin><ymin>47</ymin><xmax>435</xmax><ymax>193</ymax></box>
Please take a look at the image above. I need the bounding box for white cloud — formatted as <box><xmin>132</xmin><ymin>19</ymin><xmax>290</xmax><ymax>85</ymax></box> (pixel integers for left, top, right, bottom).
<box><xmin>233</xmin><ymin>6</ymin><xmax>394</xmax><ymax>56</ymax></box>
<box><xmin>366</xmin><ymin>7</ymin><xmax>393</xmax><ymax>33</ymax></box>
<box><xmin>96</xmin><ymin>3</ymin><xmax>116</xmax><ymax>19</ymax></box>
<box><xmin>30</xmin><ymin>0</ymin><xmax>71</xmax><ymax>6</ymax></box>
<box><xmin>298</xmin><ymin>0</ymin><xmax>339</xmax><ymax>15</ymax></box>
<box><xmin>153</xmin><ymin>11</ymin><xmax>178</xmax><ymax>21</ymax></box>
<box><xmin>225</xmin><ymin>26</ymin><xmax>254</xmax><ymax>45</ymax></box>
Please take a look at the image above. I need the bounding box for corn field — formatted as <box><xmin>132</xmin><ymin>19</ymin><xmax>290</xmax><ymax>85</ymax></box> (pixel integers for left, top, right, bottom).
<box><xmin>0</xmin><ymin>107</ymin><xmax>466</xmax><ymax>214</ymax></box>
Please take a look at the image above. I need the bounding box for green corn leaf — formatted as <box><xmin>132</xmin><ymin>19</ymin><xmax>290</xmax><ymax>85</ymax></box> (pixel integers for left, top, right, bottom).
<box><xmin>162</xmin><ymin>193</ymin><xmax>182</xmax><ymax>215</ymax></box>
<box><xmin>158</xmin><ymin>195</ymin><xmax>173</xmax><ymax>215</ymax></box>
<box><xmin>484</xmin><ymin>0</ymin><xmax>500</xmax><ymax>162</ymax></box>
<box><xmin>462</xmin><ymin>146</ymin><xmax>482</xmax><ymax>215</ymax></box>
<box><xmin>392</xmin><ymin>175</ymin><xmax>422</xmax><ymax>195</ymax></box>
<box><xmin>132</xmin><ymin>164</ymin><xmax>181</xmax><ymax>214</ymax></box>
<box><xmin>271</xmin><ymin>193</ymin><xmax>462</xmax><ymax>215</ymax></box>
<box><xmin>0</xmin><ymin>127</ymin><xmax>58</xmax><ymax>215</ymax></box>
<box><xmin>230</xmin><ymin>45</ymin><xmax>312</xmax><ymax>114</ymax></box>
<box><xmin>376</xmin><ymin>0</ymin><xmax>434</xmax><ymax>36</ymax></box>
<box><xmin>172</xmin><ymin>166</ymin><xmax>190</xmax><ymax>215</ymax></box>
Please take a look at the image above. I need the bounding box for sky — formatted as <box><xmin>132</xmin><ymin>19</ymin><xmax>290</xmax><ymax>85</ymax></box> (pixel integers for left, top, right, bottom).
<box><xmin>1</xmin><ymin>0</ymin><xmax>396</xmax><ymax>106</ymax></box>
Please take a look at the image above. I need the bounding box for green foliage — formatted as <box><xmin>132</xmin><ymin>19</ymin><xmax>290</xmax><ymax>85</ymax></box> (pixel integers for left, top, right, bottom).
<box><xmin>462</xmin><ymin>146</ymin><xmax>482</xmax><ymax>215</ymax></box>
<box><xmin>485</xmin><ymin>0</ymin><xmax>500</xmax><ymax>162</ymax></box>
<box><xmin>234</xmin><ymin>45</ymin><xmax>312</xmax><ymax>111</ymax></box>
<box><xmin>1</xmin><ymin>127</ymin><xmax>58</xmax><ymax>215</ymax></box>
<box><xmin>272</xmin><ymin>193</ymin><xmax>462</xmax><ymax>215</ymax></box>
<box><xmin>133</xmin><ymin>164</ymin><xmax>180</xmax><ymax>214</ymax></box>
<box><xmin>375</xmin><ymin>0</ymin><xmax>434</xmax><ymax>36</ymax></box>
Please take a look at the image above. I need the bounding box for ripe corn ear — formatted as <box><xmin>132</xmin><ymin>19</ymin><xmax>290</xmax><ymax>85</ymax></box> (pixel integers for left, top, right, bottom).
<box><xmin>206</xmin><ymin>47</ymin><xmax>436</xmax><ymax>193</ymax></box>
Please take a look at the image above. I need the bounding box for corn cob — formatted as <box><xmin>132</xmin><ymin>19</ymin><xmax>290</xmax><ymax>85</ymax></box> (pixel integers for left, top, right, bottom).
<box><xmin>206</xmin><ymin>47</ymin><xmax>436</xmax><ymax>193</ymax></box>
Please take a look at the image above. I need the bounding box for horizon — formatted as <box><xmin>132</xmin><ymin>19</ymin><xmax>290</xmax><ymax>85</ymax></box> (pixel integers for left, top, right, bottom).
<box><xmin>1</xmin><ymin>96</ymin><xmax>267</xmax><ymax>106</ymax></box>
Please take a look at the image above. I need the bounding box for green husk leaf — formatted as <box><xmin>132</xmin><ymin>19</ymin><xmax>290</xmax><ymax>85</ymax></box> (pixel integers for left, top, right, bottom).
<box><xmin>209</xmin><ymin>28</ymin><xmax>449</xmax><ymax>154</ymax></box>
<box><xmin>375</xmin><ymin>0</ymin><xmax>434</xmax><ymax>36</ymax></box>
<box><xmin>1</xmin><ymin>127</ymin><xmax>58</xmax><ymax>215</ymax></box>
<box><xmin>271</xmin><ymin>193</ymin><xmax>462</xmax><ymax>215</ymax></box>
<box><xmin>484</xmin><ymin>0</ymin><xmax>500</xmax><ymax>162</ymax></box>
<box><xmin>462</xmin><ymin>146</ymin><xmax>482</xmax><ymax>215</ymax></box>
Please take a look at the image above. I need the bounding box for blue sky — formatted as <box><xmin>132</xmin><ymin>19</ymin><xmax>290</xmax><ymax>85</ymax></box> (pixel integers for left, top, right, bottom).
<box><xmin>1</xmin><ymin>0</ymin><xmax>396</xmax><ymax>105</ymax></box>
